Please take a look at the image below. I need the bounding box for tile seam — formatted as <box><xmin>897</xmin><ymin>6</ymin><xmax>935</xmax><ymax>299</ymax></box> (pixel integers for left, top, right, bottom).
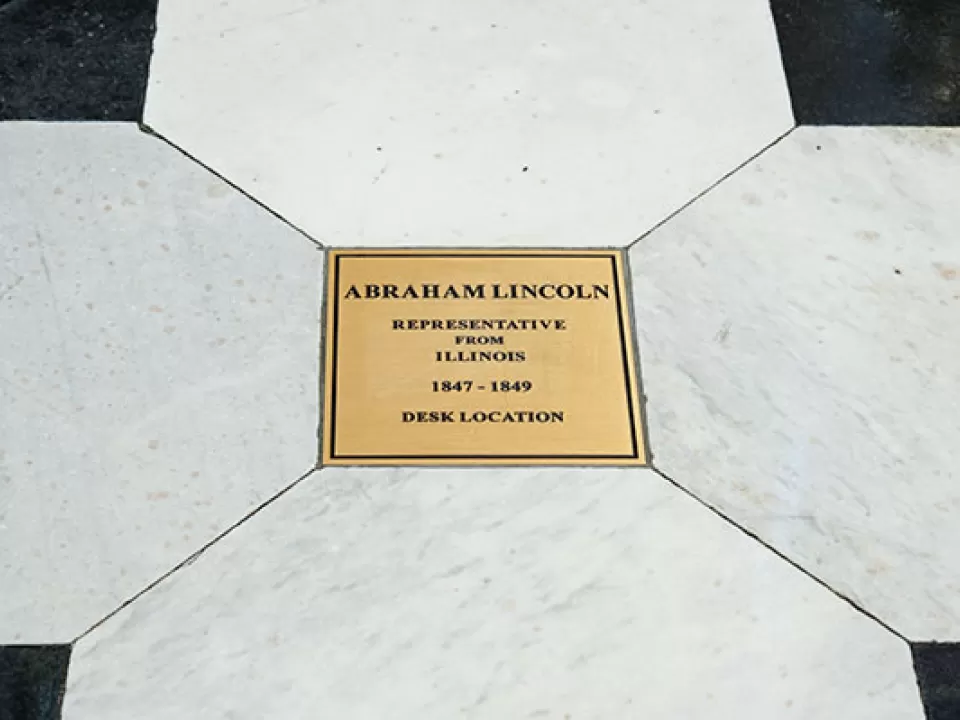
<box><xmin>627</xmin><ymin>125</ymin><xmax>798</xmax><ymax>251</ymax></box>
<box><xmin>137</xmin><ymin>122</ymin><xmax>325</xmax><ymax>250</ymax></box>
<box><xmin>73</xmin><ymin>467</ymin><xmax>319</xmax><ymax>644</ymax></box>
<box><xmin>651</xmin><ymin>465</ymin><xmax>909</xmax><ymax>643</ymax></box>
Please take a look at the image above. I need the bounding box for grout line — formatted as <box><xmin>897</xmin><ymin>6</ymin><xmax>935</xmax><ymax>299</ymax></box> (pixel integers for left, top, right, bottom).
<box><xmin>619</xmin><ymin>249</ymin><xmax>655</xmax><ymax>467</ymax></box>
<box><xmin>626</xmin><ymin>126</ymin><xmax>797</xmax><ymax>251</ymax></box>
<box><xmin>650</xmin><ymin>465</ymin><xmax>909</xmax><ymax>643</ymax></box>
<box><xmin>73</xmin><ymin>467</ymin><xmax>319</xmax><ymax>644</ymax></box>
<box><xmin>137</xmin><ymin>122</ymin><xmax>326</xmax><ymax>250</ymax></box>
<box><xmin>315</xmin><ymin>248</ymin><xmax>330</xmax><ymax>470</ymax></box>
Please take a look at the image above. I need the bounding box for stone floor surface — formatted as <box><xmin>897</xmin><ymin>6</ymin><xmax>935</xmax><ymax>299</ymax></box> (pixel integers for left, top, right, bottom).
<box><xmin>1</xmin><ymin>0</ymin><xmax>959</xmax><ymax>718</ymax></box>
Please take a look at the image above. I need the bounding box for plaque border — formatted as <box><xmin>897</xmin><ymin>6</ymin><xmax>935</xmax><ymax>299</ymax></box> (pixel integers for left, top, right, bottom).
<box><xmin>323</xmin><ymin>249</ymin><xmax>647</xmax><ymax>465</ymax></box>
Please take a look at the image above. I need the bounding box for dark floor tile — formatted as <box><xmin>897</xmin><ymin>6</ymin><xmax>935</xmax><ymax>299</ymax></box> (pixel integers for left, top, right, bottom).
<box><xmin>0</xmin><ymin>0</ymin><xmax>158</xmax><ymax>121</ymax></box>
<box><xmin>0</xmin><ymin>646</ymin><xmax>71</xmax><ymax>720</ymax></box>
<box><xmin>769</xmin><ymin>0</ymin><xmax>960</xmax><ymax>125</ymax></box>
<box><xmin>912</xmin><ymin>642</ymin><xmax>960</xmax><ymax>720</ymax></box>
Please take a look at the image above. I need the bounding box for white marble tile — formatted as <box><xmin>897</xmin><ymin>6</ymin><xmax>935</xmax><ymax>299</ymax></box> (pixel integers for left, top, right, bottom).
<box><xmin>144</xmin><ymin>0</ymin><xmax>792</xmax><ymax>248</ymax></box>
<box><xmin>629</xmin><ymin>126</ymin><xmax>960</xmax><ymax>641</ymax></box>
<box><xmin>0</xmin><ymin>123</ymin><xmax>323</xmax><ymax>643</ymax></box>
<box><xmin>66</xmin><ymin>467</ymin><xmax>922</xmax><ymax>719</ymax></box>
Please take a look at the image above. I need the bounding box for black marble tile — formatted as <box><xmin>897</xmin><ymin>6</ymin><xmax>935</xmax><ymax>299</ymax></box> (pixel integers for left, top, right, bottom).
<box><xmin>912</xmin><ymin>642</ymin><xmax>960</xmax><ymax>720</ymax></box>
<box><xmin>769</xmin><ymin>0</ymin><xmax>960</xmax><ymax>125</ymax></box>
<box><xmin>0</xmin><ymin>646</ymin><xmax>71</xmax><ymax>720</ymax></box>
<box><xmin>0</xmin><ymin>0</ymin><xmax>159</xmax><ymax>121</ymax></box>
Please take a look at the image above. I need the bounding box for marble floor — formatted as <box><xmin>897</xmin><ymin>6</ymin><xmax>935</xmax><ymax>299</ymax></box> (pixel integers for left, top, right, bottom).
<box><xmin>2</xmin><ymin>0</ymin><xmax>960</xmax><ymax>718</ymax></box>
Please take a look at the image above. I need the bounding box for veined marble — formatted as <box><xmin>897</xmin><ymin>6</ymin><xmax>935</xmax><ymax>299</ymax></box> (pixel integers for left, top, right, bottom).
<box><xmin>144</xmin><ymin>0</ymin><xmax>793</xmax><ymax>247</ymax></box>
<box><xmin>629</xmin><ymin>126</ymin><xmax>960</xmax><ymax>641</ymax></box>
<box><xmin>66</xmin><ymin>467</ymin><xmax>923</xmax><ymax>719</ymax></box>
<box><xmin>0</xmin><ymin>123</ymin><xmax>323</xmax><ymax>643</ymax></box>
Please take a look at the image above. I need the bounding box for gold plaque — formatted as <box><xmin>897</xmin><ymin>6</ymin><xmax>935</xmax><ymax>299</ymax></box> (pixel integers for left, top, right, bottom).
<box><xmin>321</xmin><ymin>249</ymin><xmax>647</xmax><ymax>465</ymax></box>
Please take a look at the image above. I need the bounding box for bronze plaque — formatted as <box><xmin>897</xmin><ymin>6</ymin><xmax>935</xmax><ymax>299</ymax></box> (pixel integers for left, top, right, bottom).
<box><xmin>321</xmin><ymin>249</ymin><xmax>646</xmax><ymax>465</ymax></box>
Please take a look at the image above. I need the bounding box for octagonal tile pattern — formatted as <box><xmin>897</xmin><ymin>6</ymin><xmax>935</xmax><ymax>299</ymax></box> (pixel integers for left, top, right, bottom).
<box><xmin>630</xmin><ymin>125</ymin><xmax>960</xmax><ymax>641</ymax></box>
<box><xmin>0</xmin><ymin>123</ymin><xmax>323</xmax><ymax>643</ymax></box>
<box><xmin>143</xmin><ymin>0</ymin><xmax>793</xmax><ymax>247</ymax></box>
<box><xmin>4</xmin><ymin>0</ymin><xmax>960</xmax><ymax>715</ymax></box>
